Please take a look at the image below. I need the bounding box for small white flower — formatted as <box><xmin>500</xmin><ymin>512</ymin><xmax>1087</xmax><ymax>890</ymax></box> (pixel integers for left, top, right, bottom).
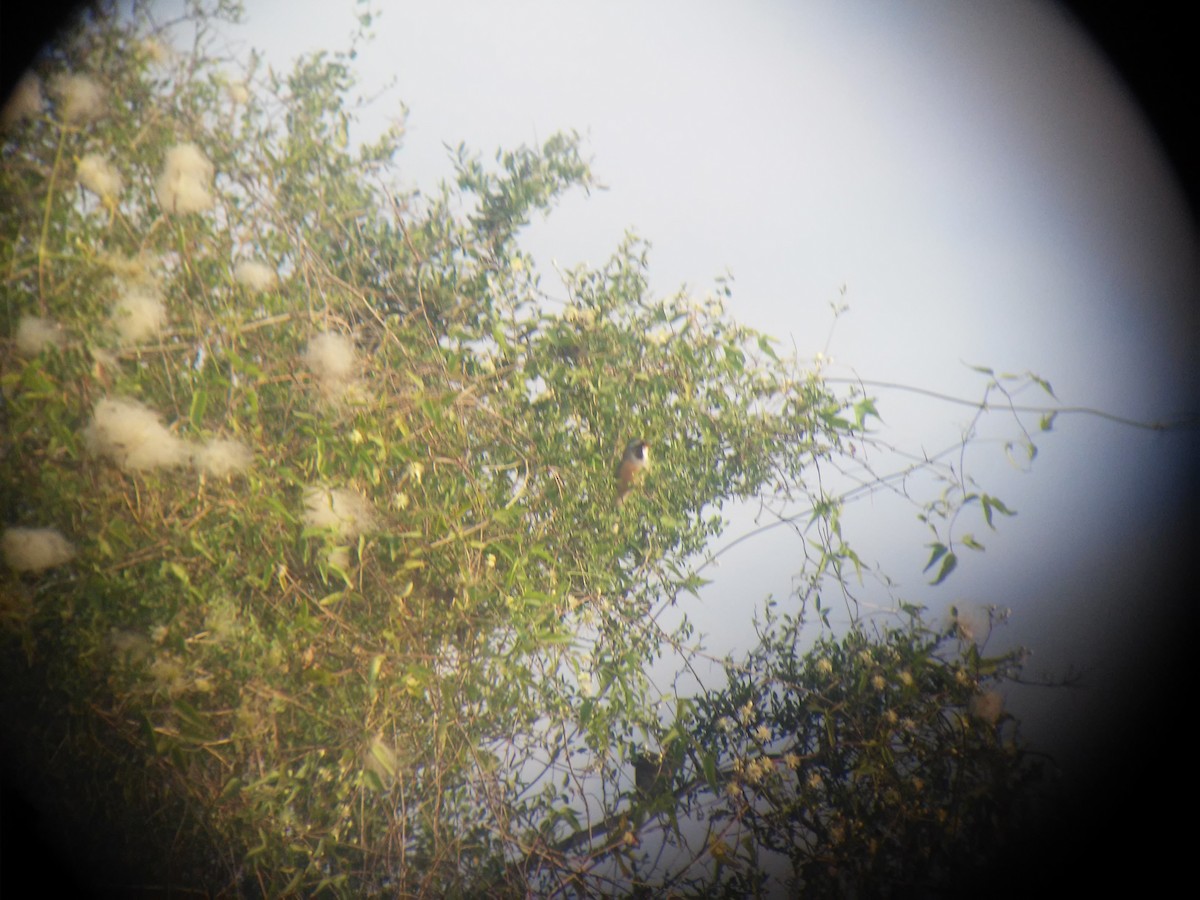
<box><xmin>747</xmin><ymin>756</ymin><xmax>772</xmax><ymax>784</ymax></box>
<box><xmin>737</xmin><ymin>700</ymin><xmax>755</xmax><ymax>726</ymax></box>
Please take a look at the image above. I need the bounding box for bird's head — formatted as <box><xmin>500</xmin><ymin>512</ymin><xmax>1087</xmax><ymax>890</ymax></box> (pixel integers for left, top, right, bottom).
<box><xmin>623</xmin><ymin>439</ymin><xmax>649</xmax><ymax>467</ymax></box>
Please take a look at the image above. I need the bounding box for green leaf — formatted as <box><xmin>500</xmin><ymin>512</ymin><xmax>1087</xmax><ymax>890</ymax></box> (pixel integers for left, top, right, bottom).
<box><xmin>245</xmin><ymin>830</ymin><xmax>270</xmax><ymax>859</ymax></box>
<box><xmin>929</xmin><ymin>552</ymin><xmax>957</xmax><ymax>585</ymax></box>
<box><xmin>980</xmin><ymin>494</ymin><xmax>1016</xmax><ymax>529</ymax></box>
<box><xmin>189</xmin><ymin>388</ymin><xmax>209</xmax><ymax>426</ymax></box>
<box><xmin>282</xmin><ymin>868</ymin><xmax>305</xmax><ymax>895</ymax></box>
<box><xmin>163</xmin><ymin>561</ymin><xmax>191</xmax><ymax>586</ymax></box>
<box><xmin>852</xmin><ymin>397</ymin><xmax>881</xmax><ymax>430</ymax></box>
<box><xmin>961</xmin><ymin>533</ymin><xmax>985</xmax><ymax>552</ymax></box>
<box><xmin>368</xmin><ymin>654</ymin><xmax>384</xmax><ymax>696</ymax></box>
<box><xmin>219</xmin><ymin>777</ymin><xmax>243</xmax><ymax>800</ymax></box>
<box><xmin>923</xmin><ymin>543</ymin><xmax>948</xmax><ymax>573</ymax></box>
<box><xmin>369</xmin><ymin>738</ymin><xmax>398</xmax><ymax>777</ymax></box>
<box><xmin>174</xmin><ymin>699</ymin><xmax>210</xmax><ymax>739</ymax></box>
<box><xmin>1004</xmin><ymin>440</ymin><xmax>1037</xmax><ymax>468</ymax></box>
<box><xmin>140</xmin><ymin>714</ymin><xmax>159</xmax><ymax>754</ymax></box>
<box><xmin>1032</xmin><ymin>373</ymin><xmax>1057</xmax><ymax>399</ymax></box>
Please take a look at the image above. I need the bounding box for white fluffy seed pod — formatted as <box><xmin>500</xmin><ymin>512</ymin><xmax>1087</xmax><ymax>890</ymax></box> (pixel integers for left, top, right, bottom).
<box><xmin>156</xmin><ymin>143</ymin><xmax>215</xmax><ymax>214</ymax></box>
<box><xmin>2</xmin><ymin>527</ymin><xmax>76</xmax><ymax>572</ymax></box>
<box><xmin>84</xmin><ymin>396</ymin><xmax>190</xmax><ymax>471</ymax></box>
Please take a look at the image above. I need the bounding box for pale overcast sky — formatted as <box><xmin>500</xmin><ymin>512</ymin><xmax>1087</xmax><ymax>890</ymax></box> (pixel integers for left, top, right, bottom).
<box><xmin>211</xmin><ymin>0</ymin><xmax>1195</xmax><ymax>770</ymax></box>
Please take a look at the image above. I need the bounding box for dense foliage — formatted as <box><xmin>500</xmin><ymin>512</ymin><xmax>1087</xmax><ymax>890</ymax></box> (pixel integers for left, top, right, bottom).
<box><xmin>2</xmin><ymin>3</ymin><xmax>1047</xmax><ymax>896</ymax></box>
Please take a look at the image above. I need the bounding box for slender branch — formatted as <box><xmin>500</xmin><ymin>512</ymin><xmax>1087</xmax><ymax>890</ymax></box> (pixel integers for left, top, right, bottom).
<box><xmin>825</xmin><ymin>376</ymin><xmax>1197</xmax><ymax>432</ymax></box>
<box><xmin>37</xmin><ymin>122</ymin><xmax>71</xmax><ymax>316</ymax></box>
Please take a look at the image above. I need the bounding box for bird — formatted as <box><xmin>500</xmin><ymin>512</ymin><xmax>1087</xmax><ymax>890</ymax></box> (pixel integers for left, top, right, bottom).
<box><xmin>633</xmin><ymin>750</ymin><xmax>665</xmax><ymax>797</ymax></box>
<box><xmin>616</xmin><ymin>439</ymin><xmax>650</xmax><ymax>505</ymax></box>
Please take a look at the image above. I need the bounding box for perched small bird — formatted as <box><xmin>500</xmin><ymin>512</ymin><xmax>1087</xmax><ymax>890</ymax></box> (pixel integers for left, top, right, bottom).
<box><xmin>634</xmin><ymin>746</ymin><xmax>682</xmax><ymax>801</ymax></box>
<box><xmin>633</xmin><ymin>750</ymin><xmax>665</xmax><ymax>797</ymax></box>
<box><xmin>616</xmin><ymin>439</ymin><xmax>650</xmax><ymax>505</ymax></box>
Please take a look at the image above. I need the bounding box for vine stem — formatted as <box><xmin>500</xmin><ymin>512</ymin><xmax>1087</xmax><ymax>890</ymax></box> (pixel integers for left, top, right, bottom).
<box><xmin>37</xmin><ymin>123</ymin><xmax>71</xmax><ymax>317</ymax></box>
<box><xmin>825</xmin><ymin>376</ymin><xmax>1194</xmax><ymax>431</ymax></box>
